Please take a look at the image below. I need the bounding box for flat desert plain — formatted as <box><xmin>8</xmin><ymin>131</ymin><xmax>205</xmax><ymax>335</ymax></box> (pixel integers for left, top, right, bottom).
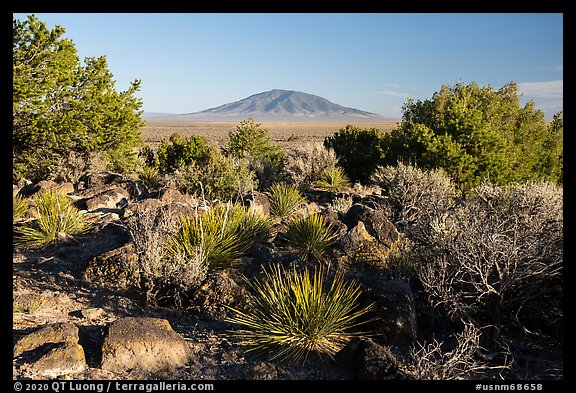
<box><xmin>140</xmin><ymin>120</ymin><xmax>401</xmax><ymax>148</ymax></box>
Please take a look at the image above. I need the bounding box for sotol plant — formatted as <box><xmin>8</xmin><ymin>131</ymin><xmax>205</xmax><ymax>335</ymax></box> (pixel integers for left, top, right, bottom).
<box><xmin>266</xmin><ymin>183</ymin><xmax>306</xmax><ymax>219</ymax></box>
<box><xmin>168</xmin><ymin>203</ymin><xmax>271</xmax><ymax>270</ymax></box>
<box><xmin>283</xmin><ymin>214</ymin><xmax>338</xmax><ymax>261</ymax></box>
<box><xmin>13</xmin><ymin>194</ymin><xmax>28</xmax><ymax>223</ymax></box>
<box><xmin>14</xmin><ymin>189</ymin><xmax>93</xmax><ymax>248</ymax></box>
<box><xmin>227</xmin><ymin>263</ymin><xmax>374</xmax><ymax>363</ymax></box>
<box><xmin>313</xmin><ymin>167</ymin><xmax>351</xmax><ymax>192</ymax></box>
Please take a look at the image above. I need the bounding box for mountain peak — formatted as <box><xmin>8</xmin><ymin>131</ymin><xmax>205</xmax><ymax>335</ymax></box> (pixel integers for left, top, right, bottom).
<box><xmin>176</xmin><ymin>89</ymin><xmax>388</xmax><ymax>122</ymax></box>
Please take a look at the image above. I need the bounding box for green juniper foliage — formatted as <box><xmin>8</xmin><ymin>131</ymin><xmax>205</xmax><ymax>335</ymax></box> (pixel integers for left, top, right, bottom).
<box><xmin>152</xmin><ymin>134</ymin><xmax>210</xmax><ymax>175</ymax></box>
<box><xmin>227</xmin><ymin>263</ymin><xmax>374</xmax><ymax>363</ymax></box>
<box><xmin>324</xmin><ymin>125</ymin><xmax>386</xmax><ymax>184</ymax></box>
<box><xmin>325</xmin><ymin>82</ymin><xmax>562</xmax><ymax>192</ymax></box>
<box><xmin>227</xmin><ymin>118</ymin><xmax>286</xmax><ymax>190</ymax></box>
<box><xmin>381</xmin><ymin>82</ymin><xmax>563</xmax><ymax>191</ymax></box>
<box><xmin>13</xmin><ymin>15</ymin><xmax>144</xmax><ymax>181</ymax></box>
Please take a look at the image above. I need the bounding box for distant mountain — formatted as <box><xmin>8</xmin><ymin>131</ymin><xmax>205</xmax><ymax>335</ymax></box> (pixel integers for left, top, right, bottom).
<box><xmin>168</xmin><ymin>89</ymin><xmax>388</xmax><ymax>122</ymax></box>
<box><xmin>141</xmin><ymin>112</ymin><xmax>178</xmax><ymax>120</ymax></box>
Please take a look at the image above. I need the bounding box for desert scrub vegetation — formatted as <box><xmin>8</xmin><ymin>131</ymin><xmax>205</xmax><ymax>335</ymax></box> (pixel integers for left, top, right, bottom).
<box><xmin>173</xmin><ymin>147</ymin><xmax>256</xmax><ymax>201</ymax></box>
<box><xmin>226</xmin><ymin>118</ymin><xmax>286</xmax><ymax>190</ymax></box>
<box><xmin>284</xmin><ymin>142</ymin><xmax>339</xmax><ymax>186</ymax></box>
<box><xmin>14</xmin><ymin>189</ymin><xmax>93</xmax><ymax>248</ymax></box>
<box><xmin>126</xmin><ymin>206</ymin><xmax>208</xmax><ymax>307</ymax></box>
<box><xmin>371</xmin><ymin>162</ymin><xmax>457</xmax><ymax>231</ymax></box>
<box><xmin>227</xmin><ymin>263</ymin><xmax>374</xmax><ymax>362</ymax></box>
<box><xmin>140</xmin><ymin>135</ymin><xmax>257</xmax><ymax>200</ymax></box>
<box><xmin>327</xmin><ymin>195</ymin><xmax>353</xmax><ymax>216</ymax></box>
<box><xmin>169</xmin><ymin>203</ymin><xmax>272</xmax><ymax>270</ymax></box>
<box><xmin>266</xmin><ymin>183</ymin><xmax>306</xmax><ymax>219</ymax></box>
<box><xmin>281</xmin><ymin>214</ymin><xmax>338</xmax><ymax>261</ymax></box>
<box><xmin>128</xmin><ymin>202</ymin><xmax>272</xmax><ymax>305</ymax></box>
<box><xmin>413</xmin><ymin>180</ymin><xmax>562</xmax><ymax>373</ymax></box>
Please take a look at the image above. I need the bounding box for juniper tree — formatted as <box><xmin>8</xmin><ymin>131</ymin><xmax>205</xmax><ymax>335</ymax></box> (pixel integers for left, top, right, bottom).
<box><xmin>381</xmin><ymin>81</ymin><xmax>563</xmax><ymax>191</ymax></box>
<box><xmin>13</xmin><ymin>14</ymin><xmax>144</xmax><ymax>181</ymax></box>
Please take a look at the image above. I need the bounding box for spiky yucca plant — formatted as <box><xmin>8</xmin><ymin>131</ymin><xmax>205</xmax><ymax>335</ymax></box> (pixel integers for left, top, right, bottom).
<box><xmin>14</xmin><ymin>189</ymin><xmax>93</xmax><ymax>248</ymax></box>
<box><xmin>13</xmin><ymin>194</ymin><xmax>28</xmax><ymax>223</ymax></box>
<box><xmin>169</xmin><ymin>203</ymin><xmax>271</xmax><ymax>270</ymax></box>
<box><xmin>138</xmin><ymin>165</ymin><xmax>163</xmax><ymax>191</ymax></box>
<box><xmin>283</xmin><ymin>214</ymin><xmax>338</xmax><ymax>261</ymax></box>
<box><xmin>227</xmin><ymin>263</ymin><xmax>374</xmax><ymax>363</ymax></box>
<box><xmin>266</xmin><ymin>183</ymin><xmax>306</xmax><ymax>218</ymax></box>
<box><xmin>313</xmin><ymin>167</ymin><xmax>351</xmax><ymax>192</ymax></box>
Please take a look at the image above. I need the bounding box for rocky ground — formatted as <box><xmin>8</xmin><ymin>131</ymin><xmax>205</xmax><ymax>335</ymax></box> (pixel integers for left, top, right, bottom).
<box><xmin>12</xmin><ymin>171</ymin><xmax>440</xmax><ymax>380</ymax></box>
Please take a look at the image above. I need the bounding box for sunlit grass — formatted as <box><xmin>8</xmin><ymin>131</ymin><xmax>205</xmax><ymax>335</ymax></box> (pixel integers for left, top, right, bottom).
<box><xmin>13</xmin><ymin>194</ymin><xmax>28</xmax><ymax>223</ymax></box>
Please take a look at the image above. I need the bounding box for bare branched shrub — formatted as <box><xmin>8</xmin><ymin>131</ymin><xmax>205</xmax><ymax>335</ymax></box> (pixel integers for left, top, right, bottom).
<box><xmin>284</xmin><ymin>142</ymin><xmax>338</xmax><ymax>186</ymax></box>
<box><xmin>126</xmin><ymin>206</ymin><xmax>207</xmax><ymax>307</ymax></box>
<box><xmin>371</xmin><ymin>162</ymin><xmax>457</xmax><ymax>231</ymax></box>
<box><xmin>407</xmin><ymin>322</ymin><xmax>505</xmax><ymax>380</ymax></box>
<box><xmin>415</xmin><ymin>181</ymin><xmax>563</xmax><ymax>370</ymax></box>
<box><xmin>48</xmin><ymin>151</ymin><xmax>90</xmax><ymax>184</ymax></box>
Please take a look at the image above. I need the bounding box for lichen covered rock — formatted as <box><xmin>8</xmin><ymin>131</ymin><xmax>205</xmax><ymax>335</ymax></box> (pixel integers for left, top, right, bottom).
<box><xmin>100</xmin><ymin>317</ymin><xmax>191</xmax><ymax>374</ymax></box>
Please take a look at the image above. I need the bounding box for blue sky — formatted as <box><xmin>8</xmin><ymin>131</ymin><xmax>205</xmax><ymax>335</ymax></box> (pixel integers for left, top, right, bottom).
<box><xmin>13</xmin><ymin>13</ymin><xmax>563</xmax><ymax>119</ymax></box>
